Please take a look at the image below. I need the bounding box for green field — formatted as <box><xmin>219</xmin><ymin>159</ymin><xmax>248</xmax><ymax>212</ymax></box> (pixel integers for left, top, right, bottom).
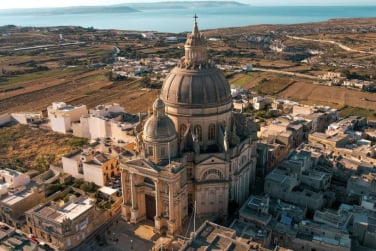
<box><xmin>2</xmin><ymin>68</ymin><xmax>81</xmax><ymax>85</ymax></box>
<box><xmin>340</xmin><ymin>106</ymin><xmax>376</xmax><ymax>119</ymax></box>
<box><xmin>251</xmin><ymin>77</ymin><xmax>295</xmax><ymax>95</ymax></box>
<box><xmin>229</xmin><ymin>74</ymin><xmax>255</xmax><ymax>87</ymax></box>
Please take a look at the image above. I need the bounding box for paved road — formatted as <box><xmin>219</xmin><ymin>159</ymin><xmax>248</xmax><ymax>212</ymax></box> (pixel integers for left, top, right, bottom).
<box><xmin>253</xmin><ymin>67</ymin><xmax>321</xmax><ymax>80</ymax></box>
<box><xmin>287</xmin><ymin>35</ymin><xmax>376</xmax><ymax>55</ymax></box>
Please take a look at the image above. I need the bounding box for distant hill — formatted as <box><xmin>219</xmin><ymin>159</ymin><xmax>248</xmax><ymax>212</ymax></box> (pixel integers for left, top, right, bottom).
<box><xmin>117</xmin><ymin>1</ymin><xmax>248</xmax><ymax>10</ymax></box>
<box><xmin>0</xmin><ymin>1</ymin><xmax>247</xmax><ymax>15</ymax></box>
<box><xmin>0</xmin><ymin>6</ymin><xmax>138</xmax><ymax>16</ymax></box>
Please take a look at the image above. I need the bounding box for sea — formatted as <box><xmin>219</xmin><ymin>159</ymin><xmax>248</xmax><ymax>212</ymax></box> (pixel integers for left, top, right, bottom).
<box><xmin>0</xmin><ymin>5</ymin><xmax>375</xmax><ymax>33</ymax></box>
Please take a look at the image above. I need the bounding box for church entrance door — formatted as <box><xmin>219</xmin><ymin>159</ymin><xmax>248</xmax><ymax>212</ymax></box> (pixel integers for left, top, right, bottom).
<box><xmin>145</xmin><ymin>194</ymin><xmax>156</xmax><ymax>220</ymax></box>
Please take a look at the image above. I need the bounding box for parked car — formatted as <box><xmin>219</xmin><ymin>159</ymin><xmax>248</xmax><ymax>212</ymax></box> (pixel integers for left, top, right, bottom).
<box><xmin>30</xmin><ymin>237</ymin><xmax>39</xmax><ymax>244</ymax></box>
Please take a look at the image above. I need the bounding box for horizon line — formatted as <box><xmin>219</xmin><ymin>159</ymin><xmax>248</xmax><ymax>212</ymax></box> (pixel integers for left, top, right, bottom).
<box><xmin>1</xmin><ymin>3</ymin><xmax>376</xmax><ymax>11</ymax></box>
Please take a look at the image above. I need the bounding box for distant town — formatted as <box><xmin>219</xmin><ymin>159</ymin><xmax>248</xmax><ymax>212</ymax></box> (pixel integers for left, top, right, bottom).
<box><xmin>1</xmin><ymin>15</ymin><xmax>376</xmax><ymax>251</ymax></box>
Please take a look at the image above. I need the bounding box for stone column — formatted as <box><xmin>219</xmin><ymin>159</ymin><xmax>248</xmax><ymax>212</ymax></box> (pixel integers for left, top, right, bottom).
<box><xmin>130</xmin><ymin>173</ymin><xmax>139</xmax><ymax>223</ymax></box>
<box><xmin>243</xmin><ymin>173</ymin><xmax>247</xmax><ymax>202</ymax></box>
<box><xmin>155</xmin><ymin>180</ymin><xmax>160</xmax><ymax>217</ymax></box>
<box><xmin>231</xmin><ymin>176</ymin><xmax>236</xmax><ymax>202</ymax></box>
<box><xmin>168</xmin><ymin>183</ymin><xmax>175</xmax><ymax>221</ymax></box>
<box><xmin>154</xmin><ymin>180</ymin><xmax>162</xmax><ymax>233</ymax></box>
<box><xmin>121</xmin><ymin>170</ymin><xmax>127</xmax><ymax>203</ymax></box>
<box><xmin>168</xmin><ymin>182</ymin><xmax>177</xmax><ymax>235</ymax></box>
<box><xmin>238</xmin><ymin>175</ymin><xmax>242</xmax><ymax>203</ymax></box>
<box><xmin>130</xmin><ymin>173</ymin><xmax>137</xmax><ymax>209</ymax></box>
<box><xmin>121</xmin><ymin>170</ymin><xmax>131</xmax><ymax>221</ymax></box>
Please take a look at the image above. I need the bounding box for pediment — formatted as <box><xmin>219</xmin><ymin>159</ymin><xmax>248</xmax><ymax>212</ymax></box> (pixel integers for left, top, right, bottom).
<box><xmin>198</xmin><ymin>155</ymin><xmax>228</xmax><ymax>166</ymax></box>
<box><xmin>125</xmin><ymin>159</ymin><xmax>160</xmax><ymax>173</ymax></box>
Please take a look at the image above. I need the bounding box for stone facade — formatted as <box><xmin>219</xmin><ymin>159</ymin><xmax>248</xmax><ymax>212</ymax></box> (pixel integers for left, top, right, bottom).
<box><xmin>47</xmin><ymin>102</ymin><xmax>88</xmax><ymax>134</ymax></box>
<box><xmin>0</xmin><ymin>185</ymin><xmax>45</xmax><ymax>228</ymax></box>
<box><xmin>62</xmin><ymin>141</ymin><xmax>120</xmax><ymax>187</ymax></box>
<box><xmin>120</xmin><ymin>19</ymin><xmax>257</xmax><ymax>235</ymax></box>
<box><xmin>25</xmin><ymin>195</ymin><xmax>104</xmax><ymax>250</ymax></box>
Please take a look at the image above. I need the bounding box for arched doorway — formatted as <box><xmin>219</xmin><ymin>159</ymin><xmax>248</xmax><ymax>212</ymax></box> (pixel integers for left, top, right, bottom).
<box><xmin>144</xmin><ymin>178</ymin><xmax>156</xmax><ymax>220</ymax></box>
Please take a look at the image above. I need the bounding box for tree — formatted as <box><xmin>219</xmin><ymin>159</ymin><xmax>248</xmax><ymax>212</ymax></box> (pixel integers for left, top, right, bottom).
<box><xmin>105</xmin><ymin>71</ymin><xmax>113</xmax><ymax>81</ymax></box>
<box><xmin>34</xmin><ymin>153</ymin><xmax>56</xmax><ymax>172</ymax></box>
<box><xmin>141</xmin><ymin>75</ymin><xmax>151</xmax><ymax>88</ymax></box>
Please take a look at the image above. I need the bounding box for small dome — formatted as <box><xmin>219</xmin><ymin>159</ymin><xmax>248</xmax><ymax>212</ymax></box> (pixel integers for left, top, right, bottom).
<box><xmin>143</xmin><ymin>98</ymin><xmax>176</xmax><ymax>142</ymax></box>
<box><xmin>153</xmin><ymin>97</ymin><xmax>165</xmax><ymax>110</ymax></box>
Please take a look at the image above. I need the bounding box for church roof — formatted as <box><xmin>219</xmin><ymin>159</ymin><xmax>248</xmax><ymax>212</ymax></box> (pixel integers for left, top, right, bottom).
<box><xmin>161</xmin><ymin>67</ymin><xmax>232</xmax><ymax>108</ymax></box>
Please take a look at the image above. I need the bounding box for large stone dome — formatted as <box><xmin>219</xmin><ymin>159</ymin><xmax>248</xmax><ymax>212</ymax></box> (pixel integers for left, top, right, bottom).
<box><xmin>161</xmin><ymin>67</ymin><xmax>232</xmax><ymax>108</ymax></box>
<box><xmin>143</xmin><ymin>98</ymin><xmax>177</xmax><ymax>143</ymax></box>
<box><xmin>159</xmin><ymin>17</ymin><xmax>233</xmax><ymax>151</ymax></box>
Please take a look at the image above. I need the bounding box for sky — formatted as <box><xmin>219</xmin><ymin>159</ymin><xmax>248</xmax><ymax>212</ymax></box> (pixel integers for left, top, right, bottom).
<box><xmin>0</xmin><ymin>0</ymin><xmax>375</xmax><ymax>9</ymax></box>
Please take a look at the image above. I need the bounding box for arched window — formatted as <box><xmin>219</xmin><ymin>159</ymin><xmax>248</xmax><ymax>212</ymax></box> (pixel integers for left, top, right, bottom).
<box><xmin>202</xmin><ymin>169</ymin><xmax>224</xmax><ymax>181</ymax></box>
<box><xmin>194</xmin><ymin>125</ymin><xmax>202</xmax><ymax>141</ymax></box>
<box><xmin>180</xmin><ymin>124</ymin><xmax>187</xmax><ymax>138</ymax></box>
<box><xmin>208</xmin><ymin>124</ymin><xmax>216</xmax><ymax>141</ymax></box>
<box><xmin>144</xmin><ymin>178</ymin><xmax>155</xmax><ymax>188</ymax></box>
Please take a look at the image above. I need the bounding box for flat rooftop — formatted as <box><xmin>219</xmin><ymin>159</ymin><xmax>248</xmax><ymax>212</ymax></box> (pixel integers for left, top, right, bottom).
<box><xmin>302</xmin><ymin>170</ymin><xmax>330</xmax><ymax>181</ymax></box>
<box><xmin>0</xmin><ymin>168</ymin><xmax>21</xmax><ymax>177</ymax></box>
<box><xmin>36</xmin><ymin>197</ymin><xmax>93</xmax><ymax>223</ymax></box>
<box><xmin>266</xmin><ymin>170</ymin><xmax>297</xmax><ymax>188</ymax></box>
<box><xmin>310</xmin><ymin>132</ymin><xmax>348</xmax><ymax>143</ymax></box>
<box><xmin>230</xmin><ymin>219</ymin><xmax>270</xmax><ymax>241</ymax></box>
<box><xmin>180</xmin><ymin>221</ymin><xmax>250</xmax><ymax>251</ymax></box>
<box><xmin>1</xmin><ymin>185</ymin><xmax>35</xmax><ymax>206</ymax></box>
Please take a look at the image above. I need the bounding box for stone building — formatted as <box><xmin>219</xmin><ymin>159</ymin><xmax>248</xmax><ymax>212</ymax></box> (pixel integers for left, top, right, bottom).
<box><xmin>179</xmin><ymin>220</ymin><xmax>252</xmax><ymax>251</ymax></box>
<box><xmin>0</xmin><ymin>169</ymin><xmax>45</xmax><ymax>228</ymax></box>
<box><xmin>352</xmin><ymin>205</ymin><xmax>376</xmax><ymax>249</ymax></box>
<box><xmin>264</xmin><ymin>150</ymin><xmax>334</xmax><ymax>210</ymax></box>
<box><xmin>0</xmin><ymin>184</ymin><xmax>45</xmax><ymax>228</ymax></box>
<box><xmin>120</xmin><ymin>18</ymin><xmax>258</xmax><ymax>235</ymax></box>
<box><xmin>0</xmin><ymin>169</ymin><xmax>30</xmax><ymax>189</ymax></box>
<box><xmin>25</xmin><ymin>195</ymin><xmax>97</xmax><ymax>250</ymax></box>
<box><xmin>72</xmin><ymin>103</ymin><xmax>141</xmax><ymax>141</ymax></box>
<box><xmin>47</xmin><ymin>102</ymin><xmax>88</xmax><ymax>134</ymax></box>
<box><xmin>62</xmin><ymin>141</ymin><xmax>120</xmax><ymax>187</ymax></box>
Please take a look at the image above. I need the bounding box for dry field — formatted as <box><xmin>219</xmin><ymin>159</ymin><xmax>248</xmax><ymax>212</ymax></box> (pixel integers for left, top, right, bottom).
<box><xmin>204</xmin><ymin>18</ymin><xmax>376</xmax><ymax>37</ymax></box>
<box><xmin>229</xmin><ymin>72</ymin><xmax>298</xmax><ymax>94</ymax></box>
<box><xmin>0</xmin><ymin>68</ymin><xmax>159</xmax><ymax>114</ymax></box>
<box><xmin>229</xmin><ymin>72</ymin><xmax>376</xmax><ymax>119</ymax></box>
<box><xmin>303</xmin><ymin>32</ymin><xmax>376</xmax><ymax>53</ymax></box>
<box><xmin>0</xmin><ymin>124</ymin><xmax>88</xmax><ymax>171</ymax></box>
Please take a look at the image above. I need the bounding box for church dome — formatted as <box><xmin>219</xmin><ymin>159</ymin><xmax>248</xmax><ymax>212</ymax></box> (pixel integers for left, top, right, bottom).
<box><xmin>143</xmin><ymin>97</ymin><xmax>177</xmax><ymax>143</ymax></box>
<box><xmin>160</xmin><ymin>16</ymin><xmax>232</xmax><ymax>109</ymax></box>
<box><xmin>161</xmin><ymin>67</ymin><xmax>232</xmax><ymax>108</ymax></box>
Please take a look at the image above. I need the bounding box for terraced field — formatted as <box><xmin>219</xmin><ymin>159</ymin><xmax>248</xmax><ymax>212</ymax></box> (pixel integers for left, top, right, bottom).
<box><xmin>0</xmin><ymin>68</ymin><xmax>159</xmax><ymax>114</ymax></box>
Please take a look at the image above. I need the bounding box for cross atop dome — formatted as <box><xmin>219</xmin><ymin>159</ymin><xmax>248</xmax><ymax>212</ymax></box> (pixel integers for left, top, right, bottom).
<box><xmin>183</xmin><ymin>15</ymin><xmax>208</xmax><ymax>68</ymax></box>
